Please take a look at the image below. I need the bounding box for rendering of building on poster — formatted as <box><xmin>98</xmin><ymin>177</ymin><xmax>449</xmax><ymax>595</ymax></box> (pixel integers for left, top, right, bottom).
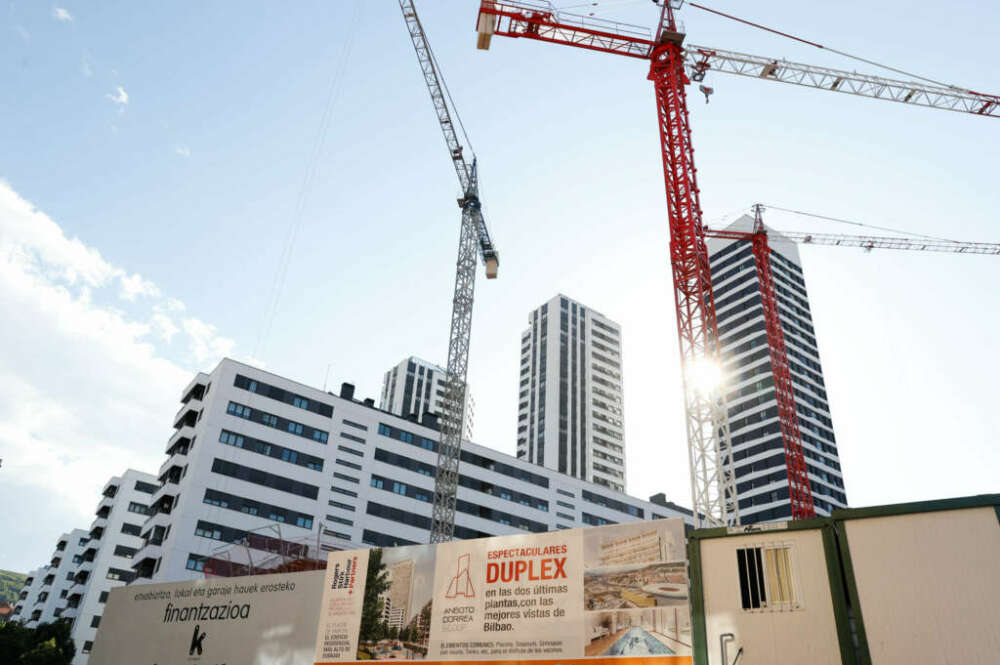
<box><xmin>314</xmin><ymin>518</ymin><xmax>691</xmax><ymax>665</ymax></box>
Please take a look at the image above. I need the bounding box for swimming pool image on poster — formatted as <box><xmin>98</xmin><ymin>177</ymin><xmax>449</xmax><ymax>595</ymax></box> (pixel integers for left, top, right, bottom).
<box><xmin>584</xmin><ymin>608</ymin><xmax>692</xmax><ymax>657</ymax></box>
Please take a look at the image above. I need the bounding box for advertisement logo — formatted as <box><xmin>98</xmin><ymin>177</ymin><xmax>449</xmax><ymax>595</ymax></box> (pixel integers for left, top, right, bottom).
<box><xmin>445</xmin><ymin>553</ymin><xmax>475</xmax><ymax>598</ymax></box>
<box><xmin>189</xmin><ymin>624</ymin><xmax>207</xmax><ymax>656</ymax></box>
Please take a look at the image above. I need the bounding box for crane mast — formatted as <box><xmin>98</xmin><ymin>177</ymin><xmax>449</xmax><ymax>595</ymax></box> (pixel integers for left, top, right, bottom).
<box><xmin>399</xmin><ymin>0</ymin><xmax>499</xmax><ymax>543</ymax></box>
<box><xmin>479</xmin><ymin>0</ymin><xmax>740</xmax><ymax>526</ymax></box>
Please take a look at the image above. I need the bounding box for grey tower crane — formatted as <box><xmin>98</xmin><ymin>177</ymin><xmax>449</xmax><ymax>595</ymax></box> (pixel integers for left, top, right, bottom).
<box><xmin>398</xmin><ymin>0</ymin><xmax>499</xmax><ymax>543</ymax></box>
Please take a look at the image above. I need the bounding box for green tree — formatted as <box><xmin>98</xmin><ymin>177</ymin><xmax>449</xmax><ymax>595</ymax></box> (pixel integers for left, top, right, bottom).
<box><xmin>0</xmin><ymin>621</ymin><xmax>74</xmax><ymax>665</ymax></box>
<box><xmin>358</xmin><ymin>549</ymin><xmax>390</xmax><ymax>645</ymax></box>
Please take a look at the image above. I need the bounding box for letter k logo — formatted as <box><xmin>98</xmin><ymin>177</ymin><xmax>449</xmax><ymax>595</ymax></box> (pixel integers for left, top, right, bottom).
<box><xmin>189</xmin><ymin>624</ymin><xmax>206</xmax><ymax>656</ymax></box>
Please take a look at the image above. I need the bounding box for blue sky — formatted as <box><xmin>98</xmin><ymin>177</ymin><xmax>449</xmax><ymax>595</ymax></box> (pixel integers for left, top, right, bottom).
<box><xmin>1</xmin><ymin>1</ymin><xmax>997</xmax><ymax>573</ymax></box>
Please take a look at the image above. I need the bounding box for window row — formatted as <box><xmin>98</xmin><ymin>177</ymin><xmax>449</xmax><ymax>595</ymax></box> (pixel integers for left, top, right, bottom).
<box><xmin>211</xmin><ymin>458</ymin><xmax>319</xmax><ymax>499</ymax></box>
<box><xmin>219</xmin><ymin>429</ymin><xmax>324</xmax><ymax>471</ymax></box>
<box><xmin>226</xmin><ymin>401</ymin><xmax>329</xmax><ymax>443</ymax></box>
<box><xmin>234</xmin><ymin>374</ymin><xmax>333</xmax><ymax>417</ymax></box>
<box><xmin>202</xmin><ymin>488</ymin><xmax>314</xmax><ymax>529</ymax></box>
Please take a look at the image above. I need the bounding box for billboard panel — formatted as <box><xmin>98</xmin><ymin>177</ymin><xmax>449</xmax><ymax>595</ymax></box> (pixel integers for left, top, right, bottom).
<box><xmin>314</xmin><ymin>519</ymin><xmax>690</xmax><ymax>665</ymax></box>
<box><xmin>89</xmin><ymin>570</ymin><xmax>325</xmax><ymax>665</ymax></box>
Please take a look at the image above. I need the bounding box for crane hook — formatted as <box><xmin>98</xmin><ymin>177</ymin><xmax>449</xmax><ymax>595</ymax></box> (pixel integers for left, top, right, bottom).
<box><xmin>699</xmin><ymin>84</ymin><xmax>714</xmax><ymax>103</ymax></box>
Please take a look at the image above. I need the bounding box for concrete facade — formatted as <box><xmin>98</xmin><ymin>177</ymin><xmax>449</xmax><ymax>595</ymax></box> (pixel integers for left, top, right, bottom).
<box><xmin>517</xmin><ymin>295</ymin><xmax>626</xmax><ymax>492</ymax></box>
<box><xmin>379</xmin><ymin>356</ymin><xmax>474</xmax><ymax>441</ymax></box>
<box><xmin>130</xmin><ymin>358</ymin><xmax>690</xmax><ymax>584</ymax></box>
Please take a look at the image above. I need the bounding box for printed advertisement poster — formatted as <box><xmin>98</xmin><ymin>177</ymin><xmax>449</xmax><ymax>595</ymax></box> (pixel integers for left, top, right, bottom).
<box><xmin>313</xmin><ymin>519</ymin><xmax>690</xmax><ymax>665</ymax></box>
<box><xmin>89</xmin><ymin>569</ymin><xmax>325</xmax><ymax>665</ymax></box>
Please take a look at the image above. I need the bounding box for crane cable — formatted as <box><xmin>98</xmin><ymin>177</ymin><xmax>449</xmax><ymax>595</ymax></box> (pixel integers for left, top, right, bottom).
<box><xmin>253</xmin><ymin>0</ymin><xmax>362</xmax><ymax>360</ymax></box>
<box><xmin>760</xmin><ymin>204</ymin><xmax>967</xmax><ymax>244</ymax></box>
<box><xmin>686</xmin><ymin>2</ymin><xmax>995</xmax><ymax>98</ymax></box>
<box><xmin>424</xmin><ymin>23</ymin><xmax>476</xmax><ymax>167</ymax></box>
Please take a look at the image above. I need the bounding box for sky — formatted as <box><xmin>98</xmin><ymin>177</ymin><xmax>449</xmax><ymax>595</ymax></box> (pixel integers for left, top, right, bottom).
<box><xmin>1</xmin><ymin>1</ymin><xmax>997</xmax><ymax>574</ymax></box>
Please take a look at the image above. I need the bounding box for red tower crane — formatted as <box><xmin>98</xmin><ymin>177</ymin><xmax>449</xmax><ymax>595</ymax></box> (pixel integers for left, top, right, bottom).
<box><xmin>475</xmin><ymin>0</ymin><xmax>999</xmax><ymax>526</ymax></box>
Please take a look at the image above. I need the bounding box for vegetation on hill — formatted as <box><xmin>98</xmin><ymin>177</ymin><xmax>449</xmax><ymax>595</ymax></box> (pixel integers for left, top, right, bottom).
<box><xmin>0</xmin><ymin>570</ymin><xmax>27</xmax><ymax>605</ymax></box>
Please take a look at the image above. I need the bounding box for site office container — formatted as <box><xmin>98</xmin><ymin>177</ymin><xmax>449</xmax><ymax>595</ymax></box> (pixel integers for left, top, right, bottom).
<box><xmin>686</xmin><ymin>494</ymin><xmax>1000</xmax><ymax>665</ymax></box>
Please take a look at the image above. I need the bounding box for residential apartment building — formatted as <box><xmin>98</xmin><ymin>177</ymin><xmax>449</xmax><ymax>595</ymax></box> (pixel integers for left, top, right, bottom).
<box><xmin>517</xmin><ymin>295</ymin><xmax>626</xmax><ymax>492</ymax></box>
<box><xmin>11</xmin><ymin>529</ymin><xmax>89</xmax><ymax>627</ymax></box>
<box><xmin>706</xmin><ymin>217</ymin><xmax>848</xmax><ymax>524</ymax></box>
<box><xmin>130</xmin><ymin>358</ymin><xmax>689</xmax><ymax>584</ymax></box>
<box><xmin>65</xmin><ymin>470</ymin><xmax>158</xmax><ymax>663</ymax></box>
<box><xmin>11</xmin><ymin>470</ymin><xmax>158</xmax><ymax>663</ymax></box>
<box><xmin>379</xmin><ymin>356</ymin><xmax>474</xmax><ymax>440</ymax></box>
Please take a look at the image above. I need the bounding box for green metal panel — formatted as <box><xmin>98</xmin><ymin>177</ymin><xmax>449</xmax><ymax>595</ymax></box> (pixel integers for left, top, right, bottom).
<box><xmin>687</xmin><ymin>536</ymin><xmax>709</xmax><ymax>665</ymax></box>
<box><xmin>821</xmin><ymin>525</ymin><xmax>858</xmax><ymax>665</ymax></box>
<box><xmin>833</xmin><ymin>523</ymin><xmax>872</xmax><ymax>665</ymax></box>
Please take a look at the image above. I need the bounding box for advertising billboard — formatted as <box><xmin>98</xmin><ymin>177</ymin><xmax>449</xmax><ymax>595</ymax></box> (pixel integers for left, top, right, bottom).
<box><xmin>314</xmin><ymin>519</ymin><xmax>691</xmax><ymax>665</ymax></box>
<box><xmin>89</xmin><ymin>569</ymin><xmax>325</xmax><ymax>665</ymax></box>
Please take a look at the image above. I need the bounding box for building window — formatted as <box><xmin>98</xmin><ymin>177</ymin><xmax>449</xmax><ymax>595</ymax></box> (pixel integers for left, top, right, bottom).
<box><xmin>134</xmin><ymin>480</ymin><xmax>158</xmax><ymax>494</ymax></box>
<box><xmin>106</xmin><ymin>568</ymin><xmax>133</xmax><ymax>582</ymax></box>
<box><xmin>82</xmin><ymin>642</ymin><xmax>93</xmax><ymax>654</ymax></box>
<box><xmin>186</xmin><ymin>554</ymin><xmax>206</xmax><ymax>572</ymax></box>
<box><xmin>736</xmin><ymin>545</ymin><xmax>800</xmax><ymax>611</ymax></box>
<box><xmin>98</xmin><ymin>591</ymin><xmax>109</xmax><ymax>603</ymax></box>
<box><xmin>121</xmin><ymin>523</ymin><xmax>142</xmax><ymax>536</ymax></box>
<box><xmin>328</xmin><ymin>499</ymin><xmax>355</xmax><ymax>512</ymax></box>
<box><xmin>127</xmin><ymin>501</ymin><xmax>150</xmax><ymax>515</ymax></box>
<box><xmin>90</xmin><ymin>615</ymin><xmax>101</xmax><ymax>628</ymax></box>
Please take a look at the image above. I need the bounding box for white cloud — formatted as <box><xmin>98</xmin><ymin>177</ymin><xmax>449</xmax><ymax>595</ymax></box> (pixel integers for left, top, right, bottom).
<box><xmin>174</xmin><ymin>146</ymin><xmax>191</xmax><ymax>158</ymax></box>
<box><xmin>120</xmin><ymin>272</ymin><xmax>160</xmax><ymax>301</ymax></box>
<box><xmin>106</xmin><ymin>85</ymin><xmax>128</xmax><ymax>106</ymax></box>
<box><xmin>0</xmin><ymin>180</ymin><xmax>246</xmax><ymax>571</ymax></box>
<box><xmin>182</xmin><ymin>317</ymin><xmax>235</xmax><ymax>365</ymax></box>
<box><xmin>53</xmin><ymin>7</ymin><xmax>74</xmax><ymax>22</ymax></box>
<box><xmin>151</xmin><ymin>311</ymin><xmax>180</xmax><ymax>342</ymax></box>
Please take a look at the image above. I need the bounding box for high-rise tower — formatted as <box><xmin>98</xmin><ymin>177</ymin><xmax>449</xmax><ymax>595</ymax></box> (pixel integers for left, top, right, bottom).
<box><xmin>380</xmin><ymin>356</ymin><xmax>474</xmax><ymax>440</ymax></box>
<box><xmin>707</xmin><ymin>216</ymin><xmax>848</xmax><ymax>523</ymax></box>
<box><xmin>517</xmin><ymin>295</ymin><xmax>625</xmax><ymax>491</ymax></box>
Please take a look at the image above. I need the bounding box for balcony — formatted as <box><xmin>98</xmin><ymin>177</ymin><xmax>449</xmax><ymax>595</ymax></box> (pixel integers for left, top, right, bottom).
<box><xmin>132</xmin><ymin>554</ymin><xmax>158</xmax><ymax>581</ymax></box>
<box><xmin>89</xmin><ymin>516</ymin><xmax>108</xmax><ymax>535</ymax></box>
<box><xmin>102</xmin><ymin>483</ymin><xmax>119</xmax><ymax>499</ymax></box>
<box><xmin>180</xmin><ymin>373</ymin><xmax>209</xmax><ymax>404</ymax></box>
<box><xmin>88</xmin><ymin>525</ymin><xmax>104</xmax><ymax>541</ymax></box>
<box><xmin>158</xmin><ymin>463</ymin><xmax>183</xmax><ymax>486</ymax></box>
<box><xmin>149</xmin><ymin>493</ymin><xmax>174</xmax><ymax>517</ymax></box>
<box><xmin>96</xmin><ymin>494</ymin><xmax>115</xmax><ymax>514</ymax></box>
<box><xmin>165</xmin><ymin>426</ymin><xmax>194</xmax><ymax>456</ymax></box>
<box><xmin>50</xmin><ymin>556</ymin><xmax>62</xmax><ymax>568</ymax></box>
<box><xmin>173</xmin><ymin>399</ymin><xmax>202</xmax><ymax>429</ymax></box>
<box><xmin>42</xmin><ymin>574</ymin><xmax>54</xmax><ymax>587</ymax></box>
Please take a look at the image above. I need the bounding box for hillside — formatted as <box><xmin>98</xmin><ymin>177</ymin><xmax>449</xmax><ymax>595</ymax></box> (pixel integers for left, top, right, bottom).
<box><xmin>0</xmin><ymin>569</ymin><xmax>27</xmax><ymax>604</ymax></box>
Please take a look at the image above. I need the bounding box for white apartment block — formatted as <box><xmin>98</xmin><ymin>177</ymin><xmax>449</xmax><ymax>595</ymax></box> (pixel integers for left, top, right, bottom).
<box><xmin>379</xmin><ymin>356</ymin><xmax>474</xmax><ymax>440</ymax></box>
<box><xmin>11</xmin><ymin>470</ymin><xmax>158</xmax><ymax>663</ymax></box>
<box><xmin>517</xmin><ymin>295</ymin><xmax>626</xmax><ymax>492</ymax></box>
<box><xmin>707</xmin><ymin>216</ymin><xmax>848</xmax><ymax>524</ymax></box>
<box><xmin>66</xmin><ymin>470</ymin><xmax>158</xmax><ymax>662</ymax></box>
<box><xmin>129</xmin><ymin>358</ymin><xmax>689</xmax><ymax>584</ymax></box>
<box><xmin>11</xmin><ymin>530</ymin><xmax>88</xmax><ymax>628</ymax></box>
